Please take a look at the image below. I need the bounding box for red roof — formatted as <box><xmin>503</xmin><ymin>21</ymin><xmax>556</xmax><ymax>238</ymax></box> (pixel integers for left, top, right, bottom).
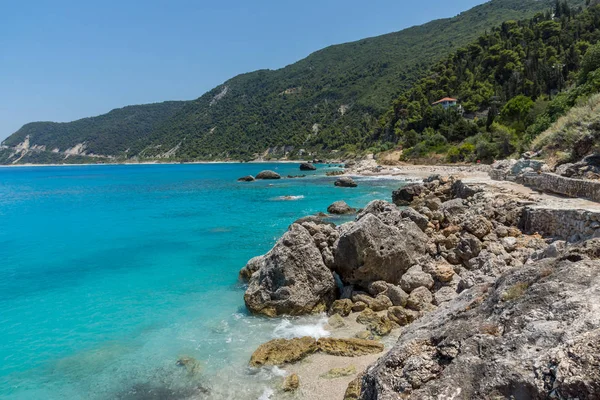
<box><xmin>432</xmin><ymin>97</ymin><xmax>458</xmax><ymax>105</ymax></box>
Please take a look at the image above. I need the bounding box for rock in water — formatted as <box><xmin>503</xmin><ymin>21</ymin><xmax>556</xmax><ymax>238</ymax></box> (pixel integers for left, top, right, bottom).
<box><xmin>299</xmin><ymin>162</ymin><xmax>317</xmax><ymax>171</ymax></box>
<box><xmin>255</xmin><ymin>170</ymin><xmax>281</xmax><ymax>180</ymax></box>
<box><xmin>334</xmin><ymin>213</ymin><xmax>428</xmax><ymax>285</ymax></box>
<box><xmin>244</xmin><ymin>223</ymin><xmax>336</xmax><ymax>316</ymax></box>
<box><xmin>249</xmin><ymin>337</ymin><xmax>317</xmax><ymax>366</ymax></box>
<box><xmin>282</xmin><ymin>373</ymin><xmax>300</xmax><ymax>391</ymax></box>
<box><xmin>335</xmin><ymin>177</ymin><xmax>358</xmax><ymax>187</ymax></box>
<box><xmin>237</xmin><ymin>175</ymin><xmax>255</xmax><ymax>182</ymax></box>
<box><xmin>327</xmin><ymin>201</ymin><xmax>357</xmax><ymax>215</ymax></box>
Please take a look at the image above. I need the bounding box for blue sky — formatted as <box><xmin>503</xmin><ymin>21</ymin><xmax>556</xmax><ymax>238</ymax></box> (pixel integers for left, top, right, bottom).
<box><xmin>0</xmin><ymin>0</ymin><xmax>485</xmax><ymax>141</ymax></box>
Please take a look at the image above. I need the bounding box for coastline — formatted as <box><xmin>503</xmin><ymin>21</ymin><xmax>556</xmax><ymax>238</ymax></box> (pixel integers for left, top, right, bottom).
<box><xmin>0</xmin><ymin>159</ymin><xmax>318</xmax><ymax>168</ymax></box>
<box><xmin>241</xmin><ymin>161</ymin><xmax>600</xmax><ymax>399</ymax></box>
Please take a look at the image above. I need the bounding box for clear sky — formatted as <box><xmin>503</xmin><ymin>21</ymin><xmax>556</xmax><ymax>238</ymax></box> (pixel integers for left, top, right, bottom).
<box><xmin>0</xmin><ymin>0</ymin><xmax>485</xmax><ymax>141</ymax></box>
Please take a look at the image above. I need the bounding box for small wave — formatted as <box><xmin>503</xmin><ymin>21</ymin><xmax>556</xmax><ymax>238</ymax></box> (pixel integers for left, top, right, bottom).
<box><xmin>272</xmin><ymin>317</ymin><xmax>330</xmax><ymax>339</ymax></box>
<box><xmin>271</xmin><ymin>195</ymin><xmax>305</xmax><ymax>201</ymax></box>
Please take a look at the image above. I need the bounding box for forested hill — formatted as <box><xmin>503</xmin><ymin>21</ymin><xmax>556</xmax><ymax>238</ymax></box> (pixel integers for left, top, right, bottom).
<box><xmin>374</xmin><ymin>0</ymin><xmax>600</xmax><ymax>164</ymax></box>
<box><xmin>2</xmin><ymin>101</ymin><xmax>186</xmax><ymax>161</ymax></box>
<box><xmin>1</xmin><ymin>0</ymin><xmax>584</xmax><ymax>164</ymax></box>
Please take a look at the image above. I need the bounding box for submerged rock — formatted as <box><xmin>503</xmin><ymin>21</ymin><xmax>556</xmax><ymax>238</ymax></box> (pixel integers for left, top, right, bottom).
<box><xmin>255</xmin><ymin>170</ymin><xmax>281</xmax><ymax>180</ymax></box>
<box><xmin>335</xmin><ymin>176</ymin><xmax>358</xmax><ymax>187</ymax></box>
<box><xmin>329</xmin><ymin>299</ymin><xmax>353</xmax><ymax>317</ymax></box>
<box><xmin>249</xmin><ymin>337</ymin><xmax>317</xmax><ymax>367</ymax></box>
<box><xmin>237</xmin><ymin>175</ymin><xmax>255</xmax><ymax>182</ymax></box>
<box><xmin>392</xmin><ymin>183</ymin><xmax>424</xmax><ymax>206</ymax></box>
<box><xmin>327</xmin><ymin>200</ymin><xmax>357</xmax><ymax>215</ymax></box>
<box><xmin>244</xmin><ymin>223</ymin><xmax>336</xmax><ymax>316</ymax></box>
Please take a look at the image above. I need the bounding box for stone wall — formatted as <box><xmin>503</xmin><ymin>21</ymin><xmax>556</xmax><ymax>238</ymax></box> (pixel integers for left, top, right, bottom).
<box><xmin>521</xmin><ymin>172</ymin><xmax>600</xmax><ymax>202</ymax></box>
<box><xmin>520</xmin><ymin>207</ymin><xmax>600</xmax><ymax>242</ymax></box>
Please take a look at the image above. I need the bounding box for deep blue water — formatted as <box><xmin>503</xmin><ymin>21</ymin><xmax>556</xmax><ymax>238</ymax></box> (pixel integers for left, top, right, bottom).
<box><xmin>0</xmin><ymin>163</ymin><xmax>404</xmax><ymax>399</ymax></box>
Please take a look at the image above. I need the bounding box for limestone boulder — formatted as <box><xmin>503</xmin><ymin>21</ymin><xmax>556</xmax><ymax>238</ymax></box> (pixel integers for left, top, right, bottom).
<box><xmin>406</xmin><ymin>286</ymin><xmax>433</xmax><ymax>311</ymax></box>
<box><xmin>335</xmin><ymin>176</ymin><xmax>358</xmax><ymax>187</ymax></box>
<box><xmin>329</xmin><ymin>299</ymin><xmax>353</xmax><ymax>317</ymax></box>
<box><xmin>387</xmin><ymin>306</ymin><xmax>419</xmax><ymax>326</ymax></box>
<box><xmin>244</xmin><ymin>224</ymin><xmax>336</xmax><ymax>316</ymax></box>
<box><xmin>299</xmin><ymin>162</ymin><xmax>317</xmax><ymax>171</ymax></box>
<box><xmin>334</xmin><ymin>213</ymin><xmax>428</xmax><ymax>285</ymax></box>
<box><xmin>399</xmin><ymin>265</ymin><xmax>434</xmax><ymax>293</ymax></box>
<box><xmin>327</xmin><ymin>200</ymin><xmax>357</xmax><ymax>215</ymax></box>
<box><xmin>400</xmin><ymin>207</ymin><xmax>429</xmax><ymax>231</ymax></box>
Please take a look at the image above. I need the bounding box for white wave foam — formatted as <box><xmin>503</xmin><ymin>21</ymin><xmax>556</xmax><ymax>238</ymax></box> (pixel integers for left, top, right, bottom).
<box><xmin>271</xmin><ymin>366</ymin><xmax>288</xmax><ymax>377</ymax></box>
<box><xmin>272</xmin><ymin>317</ymin><xmax>331</xmax><ymax>339</ymax></box>
<box><xmin>271</xmin><ymin>195</ymin><xmax>305</xmax><ymax>201</ymax></box>
<box><xmin>258</xmin><ymin>387</ymin><xmax>274</xmax><ymax>400</ymax></box>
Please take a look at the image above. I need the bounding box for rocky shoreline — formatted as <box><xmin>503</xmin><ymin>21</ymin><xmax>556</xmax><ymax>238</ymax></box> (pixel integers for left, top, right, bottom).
<box><xmin>239</xmin><ymin>170</ymin><xmax>600</xmax><ymax>399</ymax></box>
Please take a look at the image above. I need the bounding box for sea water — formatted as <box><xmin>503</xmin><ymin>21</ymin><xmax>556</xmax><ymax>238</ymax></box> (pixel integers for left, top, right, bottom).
<box><xmin>0</xmin><ymin>163</ymin><xmax>406</xmax><ymax>399</ymax></box>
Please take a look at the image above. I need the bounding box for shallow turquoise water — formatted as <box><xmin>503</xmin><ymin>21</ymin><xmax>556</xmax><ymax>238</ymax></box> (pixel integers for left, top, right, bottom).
<box><xmin>0</xmin><ymin>163</ymin><xmax>404</xmax><ymax>399</ymax></box>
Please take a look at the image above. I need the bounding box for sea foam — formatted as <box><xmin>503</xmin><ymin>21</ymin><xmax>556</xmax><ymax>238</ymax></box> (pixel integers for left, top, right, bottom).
<box><xmin>272</xmin><ymin>316</ymin><xmax>330</xmax><ymax>339</ymax></box>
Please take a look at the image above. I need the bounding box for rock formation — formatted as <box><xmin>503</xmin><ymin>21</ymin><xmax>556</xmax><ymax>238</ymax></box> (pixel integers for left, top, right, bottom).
<box><xmin>237</xmin><ymin>175</ymin><xmax>255</xmax><ymax>182</ymax></box>
<box><xmin>359</xmin><ymin>239</ymin><xmax>600</xmax><ymax>399</ymax></box>
<box><xmin>327</xmin><ymin>200</ymin><xmax>357</xmax><ymax>215</ymax></box>
<box><xmin>335</xmin><ymin>176</ymin><xmax>358</xmax><ymax>187</ymax></box>
<box><xmin>243</xmin><ymin>223</ymin><xmax>336</xmax><ymax>316</ymax></box>
<box><xmin>300</xmin><ymin>162</ymin><xmax>317</xmax><ymax>171</ymax></box>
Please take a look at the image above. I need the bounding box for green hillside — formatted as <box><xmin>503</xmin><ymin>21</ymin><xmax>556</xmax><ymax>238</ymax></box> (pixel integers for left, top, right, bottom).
<box><xmin>2</xmin><ymin>101</ymin><xmax>186</xmax><ymax>162</ymax></box>
<box><xmin>375</xmin><ymin>1</ymin><xmax>600</xmax><ymax>163</ymax></box>
<box><xmin>1</xmin><ymin>0</ymin><xmax>583</xmax><ymax>163</ymax></box>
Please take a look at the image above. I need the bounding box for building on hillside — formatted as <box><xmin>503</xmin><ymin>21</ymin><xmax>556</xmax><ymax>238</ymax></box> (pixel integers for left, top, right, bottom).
<box><xmin>432</xmin><ymin>97</ymin><xmax>458</xmax><ymax>109</ymax></box>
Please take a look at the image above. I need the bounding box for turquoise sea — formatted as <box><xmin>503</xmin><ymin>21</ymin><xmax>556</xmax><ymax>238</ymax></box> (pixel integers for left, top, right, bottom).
<box><xmin>0</xmin><ymin>163</ymin><xmax>405</xmax><ymax>399</ymax></box>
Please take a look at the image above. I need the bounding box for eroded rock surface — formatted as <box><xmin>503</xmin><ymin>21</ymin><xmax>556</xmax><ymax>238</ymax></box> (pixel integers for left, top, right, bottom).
<box><xmin>359</xmin><ymin>240</ymin><xmax>600</xmax><ymax>399</ymax></box>
<box><xmin>244</xmin><ymin>223</ymin><xmax>336</xmax><ymax>316</ymax></box>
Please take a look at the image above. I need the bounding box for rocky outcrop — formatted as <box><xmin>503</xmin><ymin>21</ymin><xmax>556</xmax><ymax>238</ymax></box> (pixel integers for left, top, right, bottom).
<box><xmin>328</xmin><ymin>200</ymin><xmax>357</xmax><ymax>215</ymax></box>
<box><xmin>255</xmin><ymin>170</ymin><xmax>281</xmax><ymax>180</ymax></box>
<box><xmin>237</xmin><ymin>175</ymin><xmax>255</xmax><ymax>182</ymax></box>
<box><xmin>335</xmin><ymin>176</ymin><xmax>358</xmax><ymax>187</ymax></box>
<box><xmin>244</xmin><ymin>223</ymin><xmax>336</xmax><ymax>316</ymax></box>
<box><xmin>299</xmin><ymin>162</ymin><xmax>317</xmax><ymax>171</ymax></box>
<box><xmin>359</xmin><ymin>239</ymin><xmax>600</xmax><ymax>399</ymax></box>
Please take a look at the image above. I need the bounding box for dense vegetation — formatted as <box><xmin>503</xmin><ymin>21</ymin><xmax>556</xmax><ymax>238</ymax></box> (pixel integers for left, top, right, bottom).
<box><xmin>1</xmin><ymin>0</ymin><xmax>580</xmax><ymax>163</ymax></box>
<box><xmin>375</xmin><ymin>0</ymin><xmax>600</xmax><ymax>163</ymax></box>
